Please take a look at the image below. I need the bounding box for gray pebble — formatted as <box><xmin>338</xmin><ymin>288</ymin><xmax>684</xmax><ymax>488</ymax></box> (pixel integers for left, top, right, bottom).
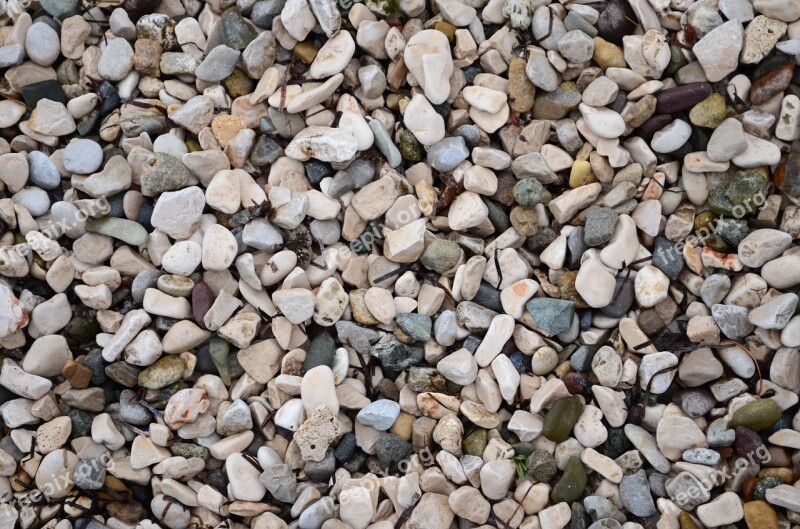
<box><xmin>12</xmin><ymin>187</ymin><xmax>51</xmax><ymax>216</ymax></box>
<box><xmin>27</xmin><ymin>151</ymin><xmax>61</xmax><ymax>190</ymax></box>
<box><xmin>63</xmin><ymin>139</ymin><xmax>104</xmax><ymax>174</ymax></box>
<box><xmin>619</xmin><ymin>469</ymin><xmax>656</xmax><ymax>517</ymax></box>
<box><xmin>427</xmin><ymin>136</ymin><xmax>470</xmax><ymax>173</ymax></box>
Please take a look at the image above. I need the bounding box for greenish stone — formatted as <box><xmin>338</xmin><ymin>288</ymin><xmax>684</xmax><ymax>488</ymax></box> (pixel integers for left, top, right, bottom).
<box><xmin>407</xmin><ymin>367</ymin><xmax>447</xmax><ymax>393</ymax></box>
<box><xmin>170</xmin><ymin>442</ymin><xmax>210</xmax><ymax>460</ymax></box>
<box><xmin>533</xmin><ymin>85</ymin><xmax>582</xmax><ymax>120</ymax></box>
<box><xmin>63</xmin><ymin>316</ymin><xmax>101</xmax><ymax>349</ymax></box>
<box><xmin>209</xmin><ymin>335</ymin><xmax>231</xmax><ymax>385</ymax></box>
<box><xmin>485</xmin><ymin>197</ymin><xmax>511</xmax><ymax>233</ymax></box>
<box><xmin>206</xmin><ymin>469</ymin><xmax>228</xmax><ymax>492</ymax></box>
<box><xmin>305</xmin><ymin>332</ymin><xmax>336</xmax><ymax>371</ymax></box>
<box><xmin>375</xmin><ymin>433</ymin><xmax>412</xmax><ymax>470</ymax></box>
<box><xmin>67</xmin><ymin>409</ymin><xmax>92</xmax><ymax>438</ymax></box>
<box><xmin>715</xmin><ymin>218</ymin><xmax>749</xmax><ymax>246</ymax></box>
<box><xmin>513</xmin><ymin>178</ymin><xmax>545</xmax><ymax>207</ymax></box>
<box><xmin>140</xmin><ymin>152</ymin><xmax>194</xmax><ymax>196</ymax></box>
<box><xmin>434</xmin><ymin>21</ymin><xmax>456</xmax><ymax>40</ymax></box>
<box><xmin>753</xmin><ymin>476</ymin><xmax>783</xmax><ymax>501</ymax></box>
<box><xmin>526</xmin><ymin>449</ymin><xmax>558</xmax><ymax>482</ymax></box>
<box><xmin>526</xmin><ymin>298</ymin><xmax>576</xmax><ymax>335</ymax></box>
<box><xmin>220</xmin><ymin>8</ymin><xmax>258</xmax><ymax>50</ymax></box>
<box><xmin>343</xmin><ymin>450</ymin><xmax>368</xmax><ymax>473</ymax></box>
<box><xmin>398</xmin><ymin>130</ymin><xmax>423</xmax><ymax>162</ymax></box>
<box><xmin>678</xmin><ymin>511</ymin><xmax>700</xmax><ymax>529</ymax></box>
<box><xmin>420</xmin><ymin>240</ymin><xmax>463</xmax><ymax>274</ymax></box>
<box><xmin>222</xmin><ymin>68</ymin><xmax>255</xmax><ymax>98</ymax></box>
<box><xmin>386</xmin><ymin>93</ymin><xmax>404</xmax><ymax>110</ymax></box>
<box><xmin>708</xmin><ymin>168</ymin><xmax>769</xmax><ymax>216</ymax></box>
<box><xmin>159</xmin><ymin>381</ymin><xmax>188</xmax><ymax>403</ymax></box>
<box><xmin>543</xmin><ymin>395</ymin><xmax>586</xmax><ymax>442</ymax></box>
<box><xmin>370</xmin><ymin>340</ymin><xmax>424</xmax><ymax>372</ymax></box>
<box><xmin>138</xmin><ymin>355</ymin><xmax>185</xmax><ymax>389</ymax></box>
<box><xmin>186</xmin><ymin>139</ymin><xmax>202</xmax><ymax>152</ymax></box>
<box><xmin>705</xmin><ymin>233</ymin><xmax>729</xmax><ymax>252</ymax></box>
<box><xmin>395</xmin><ymin>313</ymin><xmax>432</xmax><ymax>342</ymax></box>
<box><xmin>551</xmin><ymin>457</ymin><xmax>587</xmax><ymax>504</ymax></box>
<box><xmin>369</xmin><ymin>119</ymin><xmax>402</xmax><ymax>168</ymax></box>
<box><xmin>464</xmin><ymin>428</ymin><xmax>488</xmax><ymax>457</ymax></box>
<box><xmin>512</xmin><ymin>442</ymin><xmax>534</xmax><ymax>458</ymax></box>
<box><xmin>258</xmin><ymin>116</ymin><xmax>276</xmax><ymax>134</ymax></box>
<box><xmin>689</xmin><ymin>93</ymin><xmax>727</xmax><ymax>128</ymax></box>
<box><xmin>350</xmin><ymin>289</ymin><xmax>380</xmax><ymax>325</ymax></box>
<box><xmin>40</xmin><ymin>0</ymin><xmax>80</xmax><ymax>19</ymax></box>
<box><xmin>571</xmin><ymin>502</ymin><xmax>591</xmax><ymax>529</ymax></box>
<box><xmin>86</xmin><ymin>217</ymin><xmax>148</xmax><ymax>246</ymax></box>
<box><xmin>694</xmin><ymin>210</ymin><xmax>717</xmax><ymax>232</ymax></box>
<box><xmin>729</xmin><ymin>399</ymin><xmax>781</xmax><ymax>432</ymax></box>
<box><xmin>664</xmin><ymin>45</ymin><xmax>688</xmax><ymax>77</ymax></box>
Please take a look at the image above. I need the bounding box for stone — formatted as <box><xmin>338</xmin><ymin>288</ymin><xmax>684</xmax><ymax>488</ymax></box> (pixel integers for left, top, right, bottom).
<box><xmin>357</xmin><ymin>400</ymin><xmax>400</xmax><ymax>431</ymax></box>
<box><xmin>404</xmin><ymin>30</ymin><xmax>454</xmax><ymax>104</ymax></box>
<box><xmin>619</xmin><ymin>470</ymin><xmax>656</xmax><ymax>517</ymax></box>
<box><xmin>729</xmin><ymin>399</ymin><xmax>781</xmax><ymax>431</ymax></box>
<box><xmin>551</xmin><ymin>457</ymin><xmax>587</xmax><ymax>504</ymax></box>
<box><xmin>543</xmin><ymin>395</ymin><xmax>585</xmax><ymax>442</ymax></box>
<box><xmin>692</xmin><ymin>21</ymin><xmax>744</xmax><ymax>82</ymax></box>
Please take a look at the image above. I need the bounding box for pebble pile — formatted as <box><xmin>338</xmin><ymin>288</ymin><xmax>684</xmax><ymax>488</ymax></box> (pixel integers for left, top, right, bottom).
<box><xmin>0</xmin><ymin>0</ymin><xmax>800</xmax><ymax>527</ymax></box>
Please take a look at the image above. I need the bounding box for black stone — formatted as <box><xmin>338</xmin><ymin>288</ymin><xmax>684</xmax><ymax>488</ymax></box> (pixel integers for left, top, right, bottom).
<box><xmin>97</xmin><ymin>82</ymin><xmax>121</xmax><ymax>119</ymax></box>
<box><xmin>600</xmin><ymin>276</ymin><xmax>634</xmax><ymax>318</ymax></box>
<box><xmin>651</xmin><ymin>236</ymin><xmax>684</xmax><ymax>279</ymax></box>
<box><xmin>305</xmin><ymin>160</ymin><xmax>333</xmax><ymax>185</ymax></box>
<box><xmin>567</xmin><ymin>226</ymin><xmax>588</xmax><ymax>268</ymax></box>
<box><xmin>510</xmin><ymin>350</ymin><xmax>532</xmax><ymax>373</ymax></box>
<box><xmin>21</xmin><ymin>79</ymin><xmax>66</xmax><ymax>107</ymax></box>
<box><xmin>375</xmin><ymin>432</ymin><xmax>412</xmax><ymax>470</ymax></box>
<box><xmin>473</xmin><ymin>282</ymin><xmax>504</xmax><ymax>312</ymax></box>
<box><xmin>484</xmin><ymin>198</ymin><xmax>511</xmax><ymax>233</ymax></box>
<box><xmin>250</xmin><ymin>135</ymin><xmax>283</xmax><ymax>166</ymax></box>
<box><xmin>335</xmin><ymin>433</ymin><xmax>357</xmax><ymax>463</ymax></box>
<box><xmin>603</xmin><ymin>427</ymin><xmax>632</xmax><ymax>459</ymax></box>
<box><xmin>304</xmin><ymin>450</ymin><xmax>336</xmax><ymax>482</ymax></box>
<box><xmin>305</xmin><ymin>332</ymin><xmax>336</xmax><ymax>371</ymax></box>
<box><xmin>596</xmin><ymin>0</ymin><xmax>637</xmax><ymax>44</ymax></box>
<box><xmin>370</xmin><ymin>340</ymin><xmax>424</xmax><ymax>371</ymax></box>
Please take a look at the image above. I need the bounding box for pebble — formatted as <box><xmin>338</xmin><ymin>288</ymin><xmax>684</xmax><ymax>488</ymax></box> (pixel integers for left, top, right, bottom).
<box><xmin>0</xmin><ymin>1</ymin><xmax>795</xmax><ymax>527</ymax></box>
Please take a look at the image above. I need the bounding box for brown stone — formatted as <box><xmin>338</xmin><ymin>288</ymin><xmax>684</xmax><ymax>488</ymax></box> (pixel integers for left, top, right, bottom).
<box><xmin>623</xmin><ymin>95</ymin><xmax>657</xmax><ymax>128</ymax></box>
<box><xmin>133</xmin><ymin>39</ymin><xmax>162</xmax><ymax>77</ymax></box>
<box><xmin>211</xmin><ymin>115</ymin><xmax>246</xmax><ymax>148</ymax></box>
<box><xmin>293</xmin><ymin>42</ymin><xmax>318</xmax><ymax>64</ymax></box>
<box><xmin>750</xmin><ymin>63</ymin><xmax>795</xmax><ymax>106</ymax></box>
<box><xmin>743</xmin><ymin>501</ymin><xmax>779</xmax><ymax>529</ymax></box>
<box><xmin>508</xmin><ymin>58</ymin><xmax>535</xmax><ymax>113</ymax></box>
<box><xmin>510</xmin><ymin>206</ymin><xmax>539</xmax><ymax>236</ymax></box>
<box><xmin>62</xmin><ymin>359</ymin><xmax>92</xmax><ymax>389</ymax></box>
<box><xmin>558</xmin><ymin>271</ymin><xmax>589</xmax><ymax>309</ymax></box>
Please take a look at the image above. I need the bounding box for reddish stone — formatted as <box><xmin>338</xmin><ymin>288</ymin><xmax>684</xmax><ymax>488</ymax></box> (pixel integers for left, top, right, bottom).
<box><xmin>192</xmin><ymin>281</ymin><xmax>213</xmax><ymax>330</ymax></box>
<box><xmin>750</xmin><ymin>63</ymin><xmax>795</xmax><ymax>106</ymax></box>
